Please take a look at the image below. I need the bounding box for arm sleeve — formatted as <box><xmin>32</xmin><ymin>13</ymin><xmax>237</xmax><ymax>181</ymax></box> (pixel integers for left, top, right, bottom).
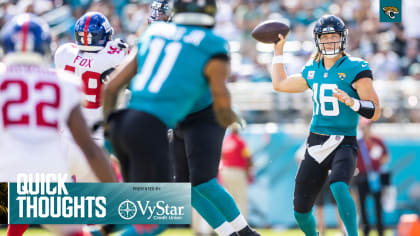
<box><xmin>352</xmin><ymin>70</ymin><xmax>373</xmax><ymax>84</ymax></box>
<box><xmin>205</xmin><ymin>34</ymin><xmax>229</xmax><ymax>60</ymax></box>
<box><xmin>351</xmin><ymin>60</ymin><xmax>373</xmax><ymax>84</ymax></box>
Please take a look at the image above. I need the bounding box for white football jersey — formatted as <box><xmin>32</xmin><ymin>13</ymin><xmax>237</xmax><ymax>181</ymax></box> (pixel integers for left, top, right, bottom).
<box><xmin>0</xmin><ymin>62</ymin><xmax>81</xmax><ymax>182</ymax></box>
<box><xmin>54</xmin><ymin>41</ymin><xmax>127</xmax><ymax>131</ymax></box>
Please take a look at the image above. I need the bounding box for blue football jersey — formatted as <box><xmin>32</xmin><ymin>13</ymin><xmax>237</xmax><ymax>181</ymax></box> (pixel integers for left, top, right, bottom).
<box><xmin>128</xmin><ymin>22</ymin><xmax>229</xmax><ymax>128</ymax></box>
<box><xmin>302</xmin><ymin>56</ymin><xmax>372</xmax><ymax>136</ymax></box>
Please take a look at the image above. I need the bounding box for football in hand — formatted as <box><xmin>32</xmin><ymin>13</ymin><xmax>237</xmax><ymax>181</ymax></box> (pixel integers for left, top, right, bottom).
<box><xmin>251</xmin><ymin>20</ymin><xmax>290</xmax><ymax>44</ymax></box>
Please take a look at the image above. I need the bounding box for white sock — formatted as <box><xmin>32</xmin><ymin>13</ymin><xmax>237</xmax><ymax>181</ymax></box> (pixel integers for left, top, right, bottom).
<box><xmin>229</xmin><ymin>214</ymin><xmax>248</xmax><ymax>231</ymax></box>
<box><xmin>214</xmin><ymin>221</ymin><xmax>236</xmax><ymax>236</ymax></box>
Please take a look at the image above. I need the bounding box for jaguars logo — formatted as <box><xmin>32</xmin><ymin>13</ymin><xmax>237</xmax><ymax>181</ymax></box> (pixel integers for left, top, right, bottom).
<box><xmin>382</xmin><ymin>6</ymin><xmax>399</xmax><ymax>19</ymax></box>
<box><xmin>338</xmin><ymin>73</ymin><xmax>346</xmax><ymax>80</ymax></box>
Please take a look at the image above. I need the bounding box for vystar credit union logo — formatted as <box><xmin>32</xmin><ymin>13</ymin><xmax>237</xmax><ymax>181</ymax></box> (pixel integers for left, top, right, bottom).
<box><xmin>118</xmin><ymin>200</ymin><xmax>137</xmax><ymax>220</ymax></box>
<box><xmin>118</xmin><ymin>200</ymin><xmax>185</xmax><ymax>221</ymax></box>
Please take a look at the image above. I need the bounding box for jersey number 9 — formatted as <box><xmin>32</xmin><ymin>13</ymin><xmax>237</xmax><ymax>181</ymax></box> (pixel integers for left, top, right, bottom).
<box><xmin>64</xmin><ymin>65</ymin><xmax>102</xmax><ymax>109</ymax></box>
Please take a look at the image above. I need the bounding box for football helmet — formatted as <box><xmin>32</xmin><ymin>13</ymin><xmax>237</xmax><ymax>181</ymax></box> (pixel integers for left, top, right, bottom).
<box><xmin>313</xmin><ymin>15</ymin><xmax>348</xmax><ymax>57</ymax></box>
<box><xmin>74</xmin><ymin>12</ymin><xmax>113</xmax><ymax>52</ymax></box>
<box><xmin>148</xmin><ymin>0</ymin><xmax>171</xmax><ymax>24</ymax></box>
<box><xmin>0</xmin><ymin>13</ymin><xmax>51</xmax><ymax>56</ymax></box>
<box><xmin>172</xmin><ymin>0</ymin><xmax>217</xmax><ymax>27</ymax></box>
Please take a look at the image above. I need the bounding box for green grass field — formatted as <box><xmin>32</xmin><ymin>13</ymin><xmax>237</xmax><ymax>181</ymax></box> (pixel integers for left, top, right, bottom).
<box><xmin>0</xmin><ymin>227</ymin><xmax>395</xmax><ymax>236</ymax></box>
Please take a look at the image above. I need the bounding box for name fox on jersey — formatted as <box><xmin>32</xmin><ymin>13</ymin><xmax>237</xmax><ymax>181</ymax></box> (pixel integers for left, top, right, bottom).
<box><xmin>15</xmin><ymin>173</ymin><xmax>106</xmax><ymax>219</ymax></box>
<box><xmin>73</xmin><ymin>55</ymin><xmax>92</xmax><ymax>68</ymax></box>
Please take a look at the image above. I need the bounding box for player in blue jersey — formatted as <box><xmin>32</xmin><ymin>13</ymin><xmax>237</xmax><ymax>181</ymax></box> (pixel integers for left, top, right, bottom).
<box><xmin>271</xmin><ymin>15</ymin><xmax>381</xmax><ymax>236</ymax></box>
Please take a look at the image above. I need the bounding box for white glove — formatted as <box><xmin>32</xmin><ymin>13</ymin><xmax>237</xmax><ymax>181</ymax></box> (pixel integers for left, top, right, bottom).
<box><xmin>113</xmin><ymin>38</ymin><xmax>129</xmax><ymax>54</ymax></box>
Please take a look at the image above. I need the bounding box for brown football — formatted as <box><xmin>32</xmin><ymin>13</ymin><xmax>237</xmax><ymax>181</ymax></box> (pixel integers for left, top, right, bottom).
<box><xmin>251</xmin><ymin>20</ymin><xmax>290</xmax><ymax>44</ymax></box>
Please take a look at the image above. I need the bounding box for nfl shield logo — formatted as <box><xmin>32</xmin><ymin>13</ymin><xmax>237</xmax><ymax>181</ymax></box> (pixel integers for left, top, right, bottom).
<box><xmin>308</xmin><ymin>70</ymin><xmax>315</xmax><ymax>80</ymax></box>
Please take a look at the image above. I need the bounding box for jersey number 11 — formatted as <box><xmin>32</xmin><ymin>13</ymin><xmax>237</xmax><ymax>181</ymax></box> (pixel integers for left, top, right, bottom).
<box><xmin>133</xmin><ymin>38</ymin><xmax>182</xmax><ymax>93</ymax></box>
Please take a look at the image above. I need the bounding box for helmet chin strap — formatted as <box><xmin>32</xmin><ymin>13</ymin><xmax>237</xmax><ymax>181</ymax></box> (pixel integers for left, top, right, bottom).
<box><xmin>322</xmin><ymin>48</ymin><xmax>341</xmax><ymax>58</ymax></box>
<box><xmin>324</xmin><ymin>53</ymin><xmax>339</xmax><ymax>58</ymax></box>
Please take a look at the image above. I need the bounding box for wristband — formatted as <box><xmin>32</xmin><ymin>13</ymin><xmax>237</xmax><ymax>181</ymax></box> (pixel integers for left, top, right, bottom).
<box><xmin>272</xmin><ymin>55</ymin><xmax>285</xmax><ymax>64</ymax></box>
<box><xmin>351</xmin><ymin>98</ymin><xmax>361</xmax><ymax>111</ymax></box>
<box><xmin>351</xmin><ymin>98</ymin><xmax>375</xmax><ymax>119</ymax></box>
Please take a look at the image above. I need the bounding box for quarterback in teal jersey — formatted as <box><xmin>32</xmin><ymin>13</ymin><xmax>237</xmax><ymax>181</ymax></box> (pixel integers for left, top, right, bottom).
<box><xmin>271</xmin><ymin>15</ymin><xmax>380</xmax><ymax>236</ymax></box>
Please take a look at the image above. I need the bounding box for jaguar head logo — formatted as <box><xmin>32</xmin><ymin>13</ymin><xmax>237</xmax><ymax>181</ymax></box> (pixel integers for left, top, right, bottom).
<box><xmin>383</xmin><ymin>6</ymin><xmax>399</xmax><ymax>19</ymax></box>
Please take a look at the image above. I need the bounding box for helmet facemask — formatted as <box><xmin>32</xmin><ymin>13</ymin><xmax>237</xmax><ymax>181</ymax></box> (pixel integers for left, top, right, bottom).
<box><xmin>148</xmin><ymin>0</ymin><xmax>171</xmax><ymax>24</ymax></box>
<box><xmin>314</xmin><ymin>29</ymin><xmax>348</xmax><ymax>58</ymax></box>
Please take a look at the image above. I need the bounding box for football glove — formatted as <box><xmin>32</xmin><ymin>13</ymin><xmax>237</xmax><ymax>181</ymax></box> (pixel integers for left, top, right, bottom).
<box><xmin>100</xmin><ymin>67</ymin><xmax>115</xmax><ymax>84</ymax></box>
<box><xmin>113</xmin><ymin>38</ymin><xmax>129</xmax><ymax>54</ymax></box>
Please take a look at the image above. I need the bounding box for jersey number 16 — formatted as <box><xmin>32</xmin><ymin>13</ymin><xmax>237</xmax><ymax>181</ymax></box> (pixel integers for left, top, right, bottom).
<box><xmin>313</xmin><ymin>83</ymin><xmax>339</xmax><ymax>116</ymax></box>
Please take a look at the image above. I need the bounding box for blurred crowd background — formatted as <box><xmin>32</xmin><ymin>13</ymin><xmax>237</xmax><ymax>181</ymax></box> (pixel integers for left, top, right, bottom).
<box><xmin>2</xmin><ymin>0</ymin><xmax>420</xmax><ymax>124</ymax></box>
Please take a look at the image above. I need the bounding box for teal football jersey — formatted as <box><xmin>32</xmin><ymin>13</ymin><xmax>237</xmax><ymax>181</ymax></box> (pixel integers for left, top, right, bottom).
<box><xmin>128</xmin><ymin>22</ymin><xmax>229</xmax><ymax>128</ymax></box>
<box><xmin>302</xmin><ymin>56</ymin><xmax>372</xmax><ymax>136</ymax></box>
<box><xmin>189</xmin><ymin>87</ymin><xmax>212</xmax><ymax>114</ymax></box>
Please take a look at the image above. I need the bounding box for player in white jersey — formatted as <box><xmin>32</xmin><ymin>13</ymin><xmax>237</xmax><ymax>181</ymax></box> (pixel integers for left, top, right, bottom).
<box><xmin>54</xmin><ymin>12</ymin><xmax>128</xmax><ymax>182</ymax></box>
<box><xmin>1</xmin><ymin>13</ymin><xmax>116</xmax><ymax>236</ymax></box>
<box><xmin>55</xmin><ymin>11</ymin><xmax>128</xmax><ymax>133</ymax></box>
